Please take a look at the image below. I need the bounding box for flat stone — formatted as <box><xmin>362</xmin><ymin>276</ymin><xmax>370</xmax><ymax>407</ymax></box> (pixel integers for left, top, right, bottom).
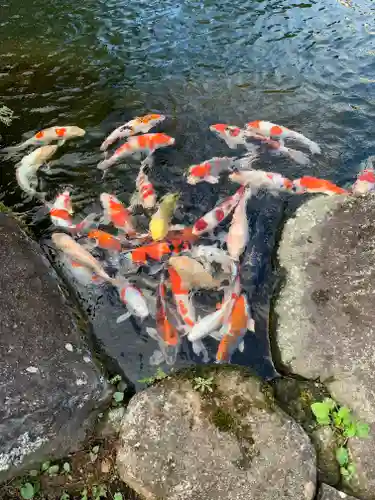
<box><xmin>0</xmin><ymin>214</ymin><xmax>110</xmax><ymax>481</ymax></box>
<box><xmin>275</xmin><ymin>194</ymin><xmax>375</xmax><ymax>498</ymax></box>
<box><xmin>318</xmin><ymin>483</ymin><xmax>357</xmax><ymax>500</ymax></box>
<box><xmin>116</xmin><ymin>367</ymin><xmax>316</xmax><ymax>500</ymax></box>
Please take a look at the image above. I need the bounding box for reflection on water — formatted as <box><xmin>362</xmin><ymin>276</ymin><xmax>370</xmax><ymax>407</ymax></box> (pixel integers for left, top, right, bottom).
<box><xmin>0</xmin><ymin>0</ymin><xmax>375</xmax><ymax>384</ymax></box>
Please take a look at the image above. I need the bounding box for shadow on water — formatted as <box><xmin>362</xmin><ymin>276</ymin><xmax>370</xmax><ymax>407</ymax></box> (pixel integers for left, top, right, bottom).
<box><xmin>1</xmin><ymin>0</ymin><xmax>375</xmax><ymax>385</ymax></box>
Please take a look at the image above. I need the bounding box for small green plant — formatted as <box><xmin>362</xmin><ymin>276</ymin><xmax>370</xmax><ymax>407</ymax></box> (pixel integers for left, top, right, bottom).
<box><xmin>311</xmin><ymin>397</ymin><xmax>370</xmax><ymax>481</ymax></box>
<box><xmin>92</xmin><ymin>484</ymin><xmax>107</xmax><ymax>499</ymax></box>
<box><xmin>114</xmin><ymin>493</ymin><xmax>123</xmax><ymax>500</ymax></box>
<box><xmin>138</xmin><ymin>367</ymin><xmax>168</xmax><ymax>385</ymax></box>
<box><xmin>60</xmin><ymin>493</ymin><xmax>70</xmax><ymax>500</ymax></box>
<box><xmin>62</xmin><ymin>462</ymin><xmax>71</xmax><ymax>474</ymax></box>
<box><xmin>20</xmin><ymin>483</ymin><xmax>35</xmax><ymax>499</ymax></box>
<box><xmin>193</xmin><ymin>376</ymin><xmax>214</xmax><ymax>394</ymax></box>
<box><xmin>90</xmin><ymin>445</ymin><xmax>100</xmax><ymax>463</ymax></box>
<box><xmin>109</xmin><ymin>374</ymin><xmax>127</xmax><ymax>405</ymax></box>
<box><xmin>81</xmin><ymin>488</ymin><xmax>88</xmax><ymax>500</ymax></box>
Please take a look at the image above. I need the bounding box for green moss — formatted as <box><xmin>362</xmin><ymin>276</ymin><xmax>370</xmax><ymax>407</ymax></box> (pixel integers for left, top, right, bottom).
<box><xmin>0</xmin><ymin>201</ymin><xmax>10</xmax><ymax>213</ymax></box>
<box><xmin>211</xmin><ymin>407</ymin><xmax>237</xmax><ymax>432</ymax></box>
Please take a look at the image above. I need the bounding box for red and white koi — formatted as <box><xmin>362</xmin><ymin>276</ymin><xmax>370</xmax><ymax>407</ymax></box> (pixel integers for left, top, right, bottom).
<box><xmin>52</xmin><ymin>233</ymin><xmax>115</xmax><ymax>283</ymax></box>
<box><xmin>352</xmin><ymin>156</ymin><xmax>375</xmax><ymax>195</ymax></box>
<box><xmin>87</xmin><ymin>229</ymin><xmax>122</xmax><ymax>252</ymax></box>
<box><xmin>229</xmin><ymin>169</ymin><xmax>293</xmax><ymax>193</ymax></box>
<box><xmin>100</xmin><ymin>114</ymin><xmax>166</xmax><ymax>152</ymax></box>
<box><xmin>49</xmin><ymin>190</ymin><xmax>73</xmax><ymax>228</ymax></box>
<box><xmin>16</xmin><ymin>145</ymin><xmax>58</xmax><ymax>197</ymax></box>
<box><xmin>245</xmin><ymin>120</ymin><xmax>321</xmax><ymax>154</ymax></box>
<box><xmin>100</xmin><ymin>193</ymin><xmax>136</xmax><ymax>235</ymax></box>
<box><xmin>168</xmin><ymin>266</ymin><xmax>196</xmax><ymax>330</ymax></box>
<box><xmin>97</xmin><ymin>133</ymin><xmax>175</xmax><ymax>171</ymax></box>
<box><xmin>216</xmin><ymin>294</ymin><xmax>255</xmax><ymax>363</ymax></box>
<box><xmin>115</xmin><ymin>278</ymin><xmax>149</xmax><ymax>323</ymax></box>
<box><xmin>134</xmin><ymin>164</ymin><xmax>157</xmax><ymax>209</ymax></box>
<box><xmin>186</xmin><ymin>157</ymin><xmax>235</xmax><ymax>185</ymax></box>
<box><xmin>192</xmin><ymin>185</ymin><xmax>245</xmax><ymax>236</ymax></box>
<box><xmin>62</xmin><ymin>257</ymin><xmax>103</xmax><ymax>286</ymax></box>
<box><xmin>292</xmin><ymin>176</ymin><xmax>348</xmax><ymax>196</ymax></box>
<box><xmin>227</xmin><ymin>188</ymin><xmax>252</xmax><ymax>261</ymax></box>
<box><xmin>122</xmin><ymin>239</ymin><xmax>191</xmax><ymax>267</ymax></box>
<box><xmin>5</xmin><ymin>126</ymin><xmax>85</xmax><ymax>151</ymax></box>
<box><xmin>146</xmin><ymin>279</ymin><xmax>180</xmax><ymax>366</ymax></box>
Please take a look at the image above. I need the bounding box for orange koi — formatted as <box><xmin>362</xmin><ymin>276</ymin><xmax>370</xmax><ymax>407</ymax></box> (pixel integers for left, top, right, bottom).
<box><xmin>98</xmin><ymin>133</ymin><xmax>175</xmax><ymax>171</ymax></box>
<box><xmin>186</xmin><ymin>157</ymin><xmax>234</xmax><ymax>185</ymax></box>
<box><xmin>352</xmin><ymin>156</ymin><xmax>375</xmax><ymax>195</ymax></box>
<box><xmin>87</xmin><ymin>230</ymin><xmax>122</xmax><ymax>252</ymax></box>
<box><xmin>292</xmin><ymin>176</ymin><xmax>348</xmax><ymax>195</ymax></box>
<box><xmin>168</xmin><ymin>267</ymin><xmax>196</xmax><ymax>329</ymax></box>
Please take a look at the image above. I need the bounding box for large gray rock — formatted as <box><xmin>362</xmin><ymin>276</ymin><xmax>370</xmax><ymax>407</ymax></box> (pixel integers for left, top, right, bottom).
<box><xmin>275</xmin><ymin>194</ymin><xmax>375</xmax><ymax>498</ymax></box>
<box><xmin>116</xmin><ymin>367</ymin><xmax>316</xmax><ymax>500</ymax></box>
<box><xmin>0</xmin><ymin>214</ymin><xmax>110</xmax><ymax>481</ymax></box>
<box><xmin>318</xmin><ymin>483</ymin><xmax>358</xmax><ymax>500</ymax></box>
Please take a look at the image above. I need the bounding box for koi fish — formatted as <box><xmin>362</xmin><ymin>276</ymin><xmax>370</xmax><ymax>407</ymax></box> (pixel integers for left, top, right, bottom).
<box><xmin>63</xmin><ymin>257</ymin><xmax>104</xmax><ymax>286</ymax></box>
<box><xmin>352</xmin><ymin>156</ymin><xmax>375</xmax><ymax>195</ymax></box>
<box><xmin>5</xmin><ymin>126</ymin><xmax>85</xmax><ymax>151</ymax></box>
<box><xmin>49</xmin><ymin>190</ymin><xmax>73</xmax><ymax>228</ymax></box>
<box><xmin>292</xmin><ymin>176</ymin><xmax>348</xmax><ymax>196</ymax></box>
<box><xmin>97</xmin><ymin>133</ymin><xmax>175</xmax><ymax>171</ymax></box>
<box><xmin>168</xmin><ymin>266</ymin><xmax>196</xmax><ymax>329</ymax></box>
<box><xmin>168</xmin><ymin>255</ymin><xmax>221</xmax><ymax>290</ymax></box>
<box><xmin>134</xmin><ymin>164</ymin><xmax>157</xmax><ymax>209</ymax></box>
<box><xmin>229</xmin><ymin>169</ymin><xmax>293</xmax><ymax>192</ymax></box>
<box><xmin>16</xmin><ymin>145</ymin><xmax>58</xmax><ymax>197</ymax></box>
<box><xmin>209</xmin><ymin>123</ymin><xmax>252</xmax><ymax>150</ymax></box>
<box><xmin>216</xmin><ymin>294</ymin><xmax>255</xmax><ymax>363</ymax></box>
<box><xmin>87</xmin><ymin>230</ymin><xmax>122</xmax><ymax>252</ymax></box>
<box><xmin>146</xmin><ymin>279</ymin><xmax>180</xmax><ymax>366</ymax></box>
<box><xmin>244</xmin><ymin>130</ymin><xmax>309</xmax><ymax>165</ymax></box>
<box><xmin>191</xmin><ymin>245</ymin><xmax>234</xmax><ymax>274</ymax></box>
<box><xmin>149</xmin><ymin>193</ymin><xmax>179</xmax><ymax>241</ymax></box>
<box><xmin>245</xmin><ymin>120</ymin><xmax>321</xmax><ymax>154</ymax></box>
<box><xmin>192</xmin><ymin>186</ymin><xmax>245</xmax><ymax>236</ymax></box>
<box><xmin>227</xmin><ymin>188</ymin><xmax>252</xmax><ymax>261</ymax></box>
<box><xmin>122</xmin><ymin>239</ymin><xmax>191</xmax><ymax>266</ymax></box>
<box><xmin>100</xmin><ymin>193</ymin><xmax>136</xmax><ymax>235</ymax></box>
<box><xmin>116</xmin><ymin>278</ymin><xmax>149</xmax><ymax>323</ymax></box>
<box><xmin>100</xmin><ymin>114</ymin><xmax>166</xmax><ymax>152</ymax></box>
<box><xmin>186</xmin><ymin>157</ymin><xmax>234</xmax><ymax>185</ymax></box>
<box><xmin>52</xmin><ymin>233</ymin><xmax>115</xmax><ymax>283</ymax></box>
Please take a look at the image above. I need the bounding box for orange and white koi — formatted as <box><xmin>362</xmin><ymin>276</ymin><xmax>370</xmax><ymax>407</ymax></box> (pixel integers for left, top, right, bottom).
<box><xmin>49</xmin><ymin>190</ymin><xmax>73</xmax><ymax>228</ymax></box>
<box><xmin>97</xmin><ymin>133</ymin><xmax>175</xmax><ymax>171</ymax></box>
<box><xmin>227</xmin><ymin>188</ymin><xmax>252</xmax><ymax>261</ymax></box>
<box><xmin>134</xmin><ymin>165</ymin><xmax>157</xmax><ymax>209</ymax></box>
<box><xmin>245</xmin><ymin>120</ymin><xmax>321</xmax><ymax>154</ymax></box>
<box><xmin>168</xmin><ymin>266</ymin><xmax>196</xmax><ymax>329</ymax></box>
<box><xmin>209</xmin><ymin>123</ymin><xmax>252</xmax><ymax>150</ymax></box>
<box><xmin>216</xmin><ymin>294</ymin><xmax>255</xmax><ymax>363</ymax></box>
<box><xmin>100</xmin><ymin>193</ymin><xmax>136</xmax><ymax>235</ymax></box>
<box><xmin>87</xmin><ymin>230</ymin><xmax>122</xmax><ymax>252</ymax></box>
<box><xmin>192</xmin><ymin>186</ymin><xmax>245</xmax><ymax>236</ymax></box>
<box><xmin>52</xmin><ymin>233</ymin><xmax>115</xmax><ymax>283</ymax></box>
<box><xmin>292</xmin><ymin>176</ymin><xmax>348</xmax><ymax>195</ymax></box>
<box><xmin>168</xmin><ymin>255</ymin><xmax>220</xmax><ymax>290</ymax></box>
<box><xmin>146</xmin><ymin>279</ymin><xmax>180</xmax><ymax>366</ymax></box>
<box><xmin>115</xmin><ymin>278</ymin><xmax>149</xmax><ymax>323</ymax></box>
<box><xmin>352</xmin><ymin>156</ymin><xmax>375</xmax><ymax>195</ymax></box>
<box><xmin>63</xmin><ymin>258</ymin><xmax>103</xmax><ymax>286</ymax></box>
<box><xmin>244</xmin><ymin>130</ymin><xmax>309</xmax><ymax>165</ymax></box>
<box><xmin>5</xmin><ymin>126</ymin><xmax>85</xmax><ymax>151</ymax></box>
<box><xmin>186</xmin><ymin>157</ymin><xmax>234</xmax><ymax>185</ymax></box>
<box><xmin>100</xmin><ymin>114</ymin><xmax>165</xmax><ymax>152</ymax></box>
<box><xmin>229</xmin><ymin>169</ymin><xmax>293</xmax><ymax>193</ymax></box>
<box><xmin>16</xmin><ymin>145</ymin><xmax>58</xmax><ymax>198</ymax></box>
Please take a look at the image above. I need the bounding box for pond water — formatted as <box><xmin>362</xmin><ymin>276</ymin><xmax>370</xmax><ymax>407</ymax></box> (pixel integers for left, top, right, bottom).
<box><xmin>0</xmin><ymin>0</ymin><xmax>374</xmax><ymax>387</ymax></box>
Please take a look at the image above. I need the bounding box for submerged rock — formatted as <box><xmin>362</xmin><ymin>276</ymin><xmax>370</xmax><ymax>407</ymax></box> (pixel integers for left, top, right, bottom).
<box><xmin>0</xmin><ymin>214</ymin><xmax>110</xmax><ymax>481</ymax></box>
<box><xmin>116</xmin><ymin>367</ymin><xmax>316</xmax><ymax>500</ymax></box>
<box><xmin>275</xmin><ymin>194</ymin><xmax>375</xmax><ymax>499</ymax></box>
<box><xmin>318</xmin><ymin>483</ymin><xmax>357</xmax><ymax>500</ymax></box>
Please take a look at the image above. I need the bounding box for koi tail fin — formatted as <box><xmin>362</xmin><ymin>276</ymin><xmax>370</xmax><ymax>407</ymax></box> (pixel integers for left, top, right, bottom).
<box><xmin>306</xmin><ymin>139</ymin><xmax>321</xmax><ymax>155</ymax></box>
<box><xmin>284</xmin><ymin>147</ymin><xmax>310</xmax><ymax>166</ymax></box>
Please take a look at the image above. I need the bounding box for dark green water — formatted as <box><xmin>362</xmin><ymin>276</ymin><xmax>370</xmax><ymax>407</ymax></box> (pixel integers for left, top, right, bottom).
<box><xmin>0</xmin><ymin>0</ymin><xmax>374</xmax><ymax>384</ymax></box>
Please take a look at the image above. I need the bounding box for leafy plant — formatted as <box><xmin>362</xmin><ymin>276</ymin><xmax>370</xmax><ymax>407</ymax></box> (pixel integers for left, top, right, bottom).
<box><xmin>60</xmin><ymin>493</ymin><xmax>70</xmax><ymax>500</ymax></box>
<box><xmin>311</xmin><ymin>397</ymin><xmax>370</xmax><ymax>481</ymax></box>
<box><xmin>62</xmin><ymin>462</ymin><xmax>71</xmax><ymax>474</ymax></box>
<box><xmin>47</xmin><ymin>464</ymin><xmax>60</xmax><ymax>476</ymax></box>
<box><xmin>138</xmin><ymin>367</ymin><xmax>168</xmax><ymax>385</ymax></box>
<box><xmin>20</xmin><ymin>483</ymin><xmax>35</xmax><ymax>499</ymax></box>
<box><xmin>81</xmin><ymin>488</ymin><xmax>88</xmax><ymax>500</ymax></box>
<box><xmin>92</xmin><ymin>484</ymin><xmax>107</xmax><ymax>499</ymax></box>
<box><xmin>113</xmin><ymin>391</ymin><xmax>124</xmax><ymax>403</ymax></box>
<box><xmin>193</xmin><ymin>376</ymin><xmax>214</xmax><ymax>394</ymax></box>
<box><xmin>109</xmin><ymin>374</ymin><xmax>122</xmax><ymax>385</ymax></box>
<box><xmin>114</xmin><ymin>494</ymin><xmax>123</xmax><ymax>500</ymax></box>
<box><xmin>90</xmin><ymin>445</ymin><xmax>100</xmax><ymax>463</ymax></box>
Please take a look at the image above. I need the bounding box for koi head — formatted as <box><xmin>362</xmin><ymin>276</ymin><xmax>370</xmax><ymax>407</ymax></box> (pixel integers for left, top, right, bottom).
<box><xmin>188</xmin><ymin>162</ymin><xmax>211</xmax><ymax>179</ymax></box>
<box><xmin>54</xmin><ymin>190</ymin><xmax>73</xmax><ymax>214</ymax></box>
<box><xmin>68</xmin><ymin>126</ymin><xmax>86</xmax><ymax>137</ymax></box>
<box><xmin>358</xmin><ymin>168</ymin><xmax>375</xmax><ymax>184</ymax></box>
<box><xmin>245</xmin><ymin>120</ymin><xmax>261</xmax><ymax>132</ymax></box>
<box><xmin>210</xmin><ymin>124</ymin><xmax>242</xmax><ymax>138</ymax></box>
<box><xmin>152</xmin><ymin>133</ymin><xmax>175</xmax><ymax>148</ymax></box>
<box><xmin>138</xmin><ymin>113</ymin><xmax>165</xmax><ymax>124</ymax></box>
